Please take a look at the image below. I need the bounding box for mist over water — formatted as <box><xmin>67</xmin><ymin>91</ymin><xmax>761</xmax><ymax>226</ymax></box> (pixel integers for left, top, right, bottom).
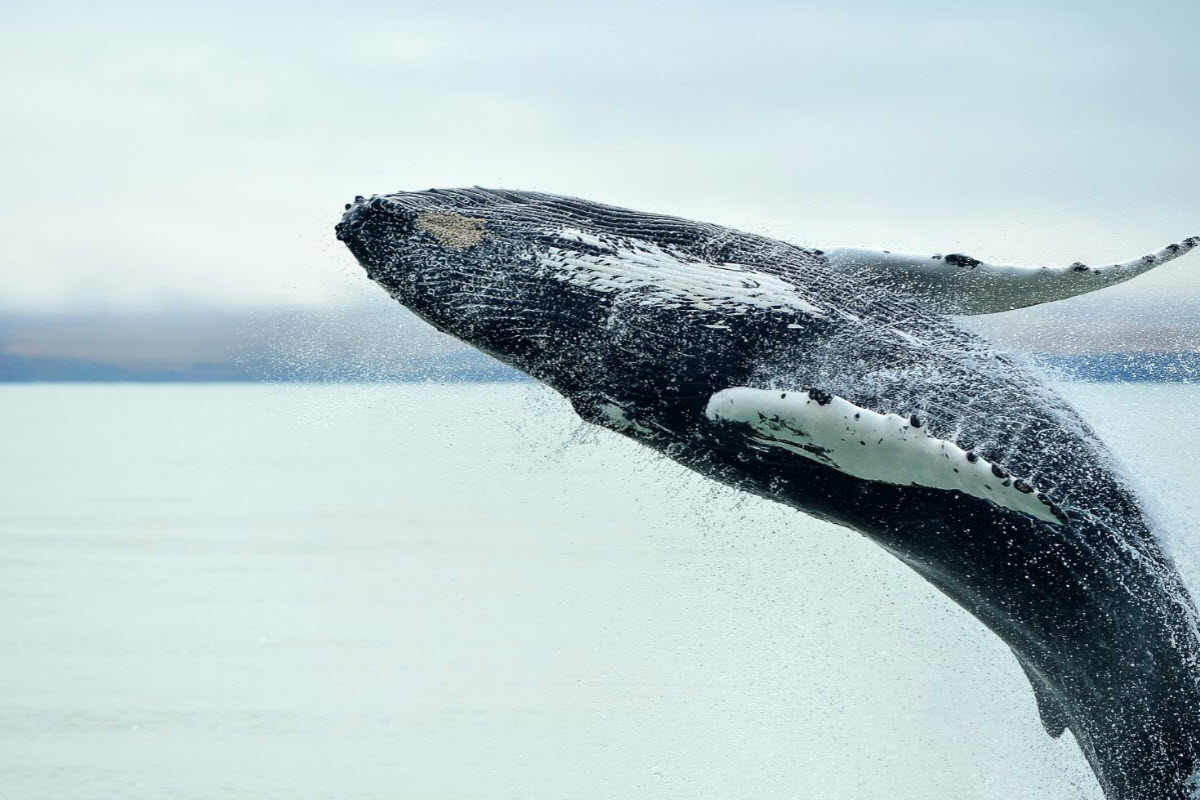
<box><xmin>1057</xmin><ymin>383</ymin><xmax>1200</xmax><ymax>595</ymax></box>
<box><xmin>2</xmin><ymin>382</ymin><xmax>1195</xmax><ymax>799</ymax></box>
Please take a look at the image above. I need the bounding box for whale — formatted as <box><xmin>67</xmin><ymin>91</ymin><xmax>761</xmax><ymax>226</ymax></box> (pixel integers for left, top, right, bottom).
<box><xmin>335</xmin><ymin>187</ymin><xmax>1200</xmax><ymax>799</ymax></box>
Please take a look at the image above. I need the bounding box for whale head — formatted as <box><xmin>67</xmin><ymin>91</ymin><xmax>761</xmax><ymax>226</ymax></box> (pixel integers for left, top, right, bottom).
<box><xmin>336</xmin><ymin>188</ymin><xmax>830</xmax><ymax>416</ymax></box>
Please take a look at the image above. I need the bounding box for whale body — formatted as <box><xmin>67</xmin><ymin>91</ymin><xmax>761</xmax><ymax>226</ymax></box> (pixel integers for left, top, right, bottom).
<box><xmin>336</xmin><ymin>187</ymin><xmax>1200</xmax><ymax>799</ymax></box>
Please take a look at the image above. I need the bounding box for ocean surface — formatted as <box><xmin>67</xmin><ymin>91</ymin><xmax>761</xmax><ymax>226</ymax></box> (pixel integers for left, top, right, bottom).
<box><xmin>3</xmin><ymin>382</ymin><xmax>1199</xmax><ymax>800</ymax></box>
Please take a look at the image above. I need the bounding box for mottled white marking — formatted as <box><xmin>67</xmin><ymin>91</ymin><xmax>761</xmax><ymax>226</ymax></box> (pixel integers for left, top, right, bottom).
<box><xmin>825</xmin><ymin>236</ymin><xmax>1199</xmax><ymax>314</ymax></box>
<box><xmin>706</xmin><ymin>387</ymin><xmax>1060</xmax><ymax>524</ymax></box>
<box><xmin>540</xmin><ymin>228</ymin><xmax>825</xmax><ymax>316</ymax></box>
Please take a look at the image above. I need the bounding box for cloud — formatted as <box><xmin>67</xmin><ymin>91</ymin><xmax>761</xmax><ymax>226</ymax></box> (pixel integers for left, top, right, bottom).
<box><xmin>0</xmin><ymin>0</ymin><xmax>1196</xmax><ymax>316</ymax></box>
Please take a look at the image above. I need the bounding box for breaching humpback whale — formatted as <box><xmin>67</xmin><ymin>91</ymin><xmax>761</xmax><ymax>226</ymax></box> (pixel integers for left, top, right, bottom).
<box><xmin>336</xmin><ymin>188</ymin><xmax>1200</xmax><ymax>799</ymax></box>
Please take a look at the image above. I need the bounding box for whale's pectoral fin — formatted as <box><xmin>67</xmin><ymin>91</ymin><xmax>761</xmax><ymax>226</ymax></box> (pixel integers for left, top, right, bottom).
<box><xmin>1016</xmin><ymin>656</ymin><xmax>1069</xmax><ymax>738</ymax></box>
<box><xmin>822</xmin><ymin>236</ymin><xmax>1199</xmax><ymax>315</ymax></box>
<box><xmin>704</xmin><ymin>387</ymin><xmax>1066</xmax><ymax>525</ymax></box>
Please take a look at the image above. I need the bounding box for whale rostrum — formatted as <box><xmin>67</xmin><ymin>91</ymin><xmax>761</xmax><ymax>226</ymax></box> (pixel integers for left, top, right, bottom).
<box><xmin>336</xmin><ymin>188</ymin><xmax>1200</xmax><ymax>799</ymax></box>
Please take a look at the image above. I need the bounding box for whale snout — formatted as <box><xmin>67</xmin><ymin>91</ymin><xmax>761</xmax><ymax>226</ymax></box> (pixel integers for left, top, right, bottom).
<box><xmin>337</xmin><ymin>193</ymin><xmax>498</xmax><ymax>285</ymax></box>
<box><xmin>335</xmin><ymin>195</ymin><xmax>410</xmax><ymax>241</ymax></box>
<box><xmin>335</xmin><ymin>195</ymin><xmax>421</xmax><ymax>278</ymax></box>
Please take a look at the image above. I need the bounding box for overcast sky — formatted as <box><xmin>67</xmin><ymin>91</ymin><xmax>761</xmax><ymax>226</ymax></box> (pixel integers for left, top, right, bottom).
<box><xmin>1</xmin><ymin>0</ymin><xmax>1197</xmax><ymax>317</ymax></box>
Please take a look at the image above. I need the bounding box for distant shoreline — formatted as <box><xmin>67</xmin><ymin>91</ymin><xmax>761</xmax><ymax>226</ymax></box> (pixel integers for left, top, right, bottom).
<box><xmin>3</xmin><ymin>308</ymin><xmax>1198</xmax><ymax>384</ymax></box>
<box><xmin>2</xmin><ymin>351</ymin><xmax>1197</xmax><ymax>384</ymax></box>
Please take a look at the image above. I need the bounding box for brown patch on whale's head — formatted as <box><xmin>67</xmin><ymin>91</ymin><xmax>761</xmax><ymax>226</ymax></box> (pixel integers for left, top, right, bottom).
<box><xmin>414</xmin><ymin>211</ymin><xmax>487</xmax><ymax>249</ymax></box>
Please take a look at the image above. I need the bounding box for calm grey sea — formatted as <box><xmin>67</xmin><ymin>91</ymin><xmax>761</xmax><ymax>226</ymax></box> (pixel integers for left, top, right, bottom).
<box><xmin>3</xmin><ymin>382</ymin><xmax>1198</xmax><ymax>800</ymax></box>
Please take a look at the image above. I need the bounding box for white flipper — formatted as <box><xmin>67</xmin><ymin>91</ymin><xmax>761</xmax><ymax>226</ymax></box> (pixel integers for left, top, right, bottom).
<box><xmin>824</xmin><ymin>236</ymin><xmax>1199</xmax><ymax>315</ymax></box>
<box><xmin>706</xmin><ymin>387</ymin><xmax>1063</xmax><ymax>524</ymax></box>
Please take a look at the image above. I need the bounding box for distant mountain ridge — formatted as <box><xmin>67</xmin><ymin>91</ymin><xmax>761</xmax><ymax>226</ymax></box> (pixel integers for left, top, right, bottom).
<box><xmin>1030</xmin><ymin>351</ymin><xmax>1200</xmax><ymax>383</ymax></box>
<box><xmin>6</xmin><ymin>348</ymin><xmax>1200</xmax><ymax>384</ymax></box>
<box><xmin>2</xmin><ymin>309</ymin><xmax>1198</xmax><ymax>383</ymax></box>
<box><xmin>0</xmin><ymin>348</ymin><xmax>525</xmax><ymax>383</ymax></box>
